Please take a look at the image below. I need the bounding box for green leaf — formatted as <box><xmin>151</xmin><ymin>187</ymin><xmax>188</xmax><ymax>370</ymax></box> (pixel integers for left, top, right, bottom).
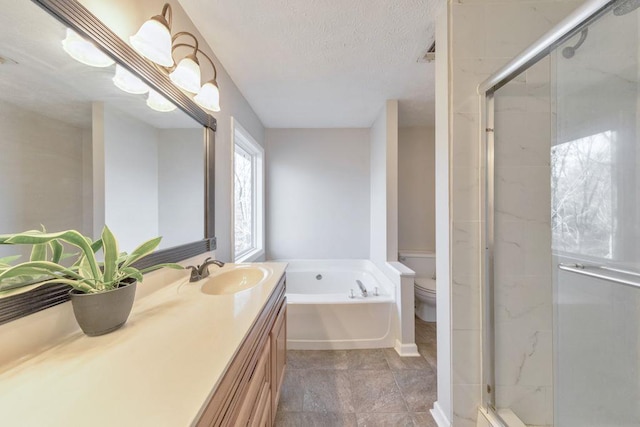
<box><xmin>60</xmin><ymin>252</ymin><xmax>78</xmax><ymax>261</ymax></box>
<box><xmin>138</xmin><ymin>263</ymin><xmax>184</xmax><ymax>276</ymax></box>
<box><xmin>6</xmin><ymin>230</ymin><xmax>102</xmax><ymax>282</ymax></box>
<box><xmin>116</xmin><ymin>252</ymin><xmax>128</xmax><ymax>265</ymax></box>
<box><xmin>119</xmin><ymin>267</ymin><xmax>143</xmax><ymax>283</ymax></box>
<box><xmin>50</xmin><ymin>240</ymin><xmax>64</xmax><ymax>264</ymax></box>
<box><xmin>0</xmin><ymin>255</ymin><xmax>21</xmax><ymax>265</ymax></box>
<box><xmin>101</xmin><ymin>226</ymin><xmax>119</xmax><ymax>283</ymax></box>
<box><xmin>0</xmin><ymin>261</ymin><xmax>85</xmax><ymax>283</ymax></box>
<box><xmin>30</xmin><ymin>243</ymin><xmax>47</xmax><ymax>262</ymax></box>
<box><xmin>0</xmin><ymin>277</ymin><xmax>46</xmax><ymax>293</ymax></box>
<box><xmin>120</xmin><ymin>237</ymin><xmax>162</xmax><ymax>269</ymax></box>
<box><xmin>91</xmin><ymin>238</ymin><xmax>104</xmax><ymax>253</ymax></box>
<box><xmin>77</xmin><ymin>256</ymin><xmax>95</xmax><ymax>287</ymax></box>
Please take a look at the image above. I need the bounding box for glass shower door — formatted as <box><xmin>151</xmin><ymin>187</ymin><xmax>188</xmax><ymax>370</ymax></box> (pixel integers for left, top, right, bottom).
<box><xmin>490</xmin><ymin>2</ymin><xmax>640</xmax><ymax>425</ymax></box>
<box><xmin>492</xmin><ymin>58</ymin><xmax>554</xmax><ymax>426</ymax></box>
<box><xmin>554</xmin><ymin>3</ymin><xmax>640</xmax><ymax>426</ymax></box>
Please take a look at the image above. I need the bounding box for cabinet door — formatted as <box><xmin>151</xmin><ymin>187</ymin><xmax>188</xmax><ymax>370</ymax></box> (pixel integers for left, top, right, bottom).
<box><xmin>270</xmin><ymin>302</ymin><xmax>287</xmax><ymax>421</ymax></box>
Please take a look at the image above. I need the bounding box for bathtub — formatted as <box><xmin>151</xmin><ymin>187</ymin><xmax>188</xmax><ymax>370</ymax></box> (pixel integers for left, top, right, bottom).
<box><xmin>281</xmin><ymin>259</ymin><xmax>396</xmax><ymax>350</ymax></box>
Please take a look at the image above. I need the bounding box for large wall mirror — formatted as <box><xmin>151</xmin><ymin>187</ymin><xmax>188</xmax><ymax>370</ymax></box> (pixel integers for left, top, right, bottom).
<box><xmin>0</xmin><ymin>0</ymin><xmax>216</xmax><ymax>323</ymax></box>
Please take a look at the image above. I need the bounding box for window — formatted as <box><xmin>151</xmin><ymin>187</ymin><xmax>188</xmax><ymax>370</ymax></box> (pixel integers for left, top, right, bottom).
<box><xmin>551</xmin><ymin>131</ymin><xmax>615</xmax><ymax>259</ymax></box>
<box><xmin>232</xmin><ymin>118</ymin><xmax>264</xmax><ymax>262</ymax></box>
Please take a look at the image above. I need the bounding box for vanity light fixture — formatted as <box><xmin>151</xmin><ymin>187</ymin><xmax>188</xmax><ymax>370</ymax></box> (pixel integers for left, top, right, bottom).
<box><xmin>62</xmin><ymin>28</ymin><xmax>115</xmax><ymax>68</ymax></box>
<box><xmin>169</xmin><ymin>34</ymin><xmax>202</xmax><ymax>93</ymax></box>
<box><xmin>113</xmin><ymin>64</ymin><xmax>150</xmax><ymax>95</ymax></box>
<box><xmin>173</xmin><ymin>42</ymin><xmax>221</xmax><ymax>112</ymax></box>
<box><xmin>131</xmin><ymin>3</ymin><xmax>221</xmax><ymax>113</ymax></box>
<box><xmin>147</xmin><ymin>89</ymin><xmax>177</xmax><ymax>112</ymax></box>
<box><xmin>194</xmin><ymin>78</ymin><xmax>220</xmax><ymax>112</ymax></box>
<box><xmin>129</xmin><ymin>3</ymin><xmax>174</xmax><ymax>67</ymax></box>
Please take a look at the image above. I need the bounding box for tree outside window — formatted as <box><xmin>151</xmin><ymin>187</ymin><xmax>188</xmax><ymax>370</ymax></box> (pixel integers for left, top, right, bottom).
<box><xmin>551</xmin><ymin>131</ymin><xmax>615</xmax><ymax>259</ymax></box>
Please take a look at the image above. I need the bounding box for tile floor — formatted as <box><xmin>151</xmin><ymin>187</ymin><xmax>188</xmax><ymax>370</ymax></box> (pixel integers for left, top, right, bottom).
<box><xmin>275</xmin><ymin>318</ymin><xmax>437</xmax><ymax>427</ymax></box>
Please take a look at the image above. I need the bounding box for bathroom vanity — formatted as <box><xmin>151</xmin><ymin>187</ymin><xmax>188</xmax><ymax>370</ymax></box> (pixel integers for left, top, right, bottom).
<box><xmin>0</xmin><ymin>262</ymin><xmax>287</xmax><ymax>427</ymax></box>
<box><xmin>197</xmin><ymin>269</ymin><xmax>287</xmax><ymax>426</ymax></box>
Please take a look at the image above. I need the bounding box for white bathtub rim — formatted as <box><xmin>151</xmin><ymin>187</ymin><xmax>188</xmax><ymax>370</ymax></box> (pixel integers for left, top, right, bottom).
<box><xmin>277</xmin><ymin>258</ymin><xmax>397</xmax><ymax>289</ymax></box>
<box><xmin>287</xmin><ymin>294</ymin><xmax>394</xmax><ymax>304</ymax></box>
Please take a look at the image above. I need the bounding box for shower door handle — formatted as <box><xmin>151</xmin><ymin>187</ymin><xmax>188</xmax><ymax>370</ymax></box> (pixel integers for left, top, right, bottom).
<box><xmin>558</xmin><ymin>263</ymin><xmax>640</xmax><ymax>290</ymax></box>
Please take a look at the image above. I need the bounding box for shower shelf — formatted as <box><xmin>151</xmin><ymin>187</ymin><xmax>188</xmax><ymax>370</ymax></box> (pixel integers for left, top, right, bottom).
<box><xmin>558</xmin><ymin>263</ymin><xmax>640</xmax><ymax>289</ymax></box>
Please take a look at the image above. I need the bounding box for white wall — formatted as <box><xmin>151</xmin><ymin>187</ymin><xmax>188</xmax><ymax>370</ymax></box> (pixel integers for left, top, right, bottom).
<box><xmin>157</xmin><ymin>129</ymin><xmax>204</xmax><ymax>249</ymax></box>
<box><xmin>78</xmin><ymin>0</ymin><xmax>266</xmax><ymax>262</ymax></box>
<box><xmin>0</xmin><ymin>100</ymin><xmax>89</xmax><ymax>258</ymax></box>
<box><xmin>81</xmin><ymin>129</ymin><xmax>93</xmax><ymax>237</ymax></box>
<box><xmin>370</xmin><ymin>100</ymin><xmax>399</xmax><ymax>263</ymax></box>
<box><xmin>433</xmin><ymin>5</ymin><xmax>452</xmax><ymax>425</ymax></box>
<box><xmin>103</xmin><ymin>105</ymin><xmax>159</xmax><ymax>252</ymax></box>
<box><xmin>265</xmin><ymin>128</ymin><xmax>370</xmax><ymax>259</ymax></box>
<box><xmin>398</xmin><ymin>127</ymin><xmax>435</xmax><ymax>252</ymax></box>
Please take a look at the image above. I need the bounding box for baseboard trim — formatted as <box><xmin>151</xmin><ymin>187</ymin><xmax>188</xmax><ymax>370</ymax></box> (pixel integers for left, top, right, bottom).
<box><xmin>431</xmin><ymin>401</ymin><xmax>451</xmax><ymax>427</ymax></box>
<box><xmin>394</xmin><ymin>340</ymin><xmax>420</xmax><ymax>357</ymax></box>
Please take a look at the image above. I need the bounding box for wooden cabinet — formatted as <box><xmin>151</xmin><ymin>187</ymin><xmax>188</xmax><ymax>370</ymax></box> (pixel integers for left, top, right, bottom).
<box><xmin>196</xmin><ymin>274</ymin><xmax>286</xmax><ymax>427</ymax></box>
<box><xmin>270</xmin><ymin>303</ymin><xmax>286</xmax><ymax>423</ymax></box>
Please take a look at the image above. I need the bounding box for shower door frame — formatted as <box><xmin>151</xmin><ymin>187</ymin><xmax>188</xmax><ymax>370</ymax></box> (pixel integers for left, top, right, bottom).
<box><xmin>477</xmin><ymin>0</ymin><xmax>615</xmax><ymax>422</ymax></box>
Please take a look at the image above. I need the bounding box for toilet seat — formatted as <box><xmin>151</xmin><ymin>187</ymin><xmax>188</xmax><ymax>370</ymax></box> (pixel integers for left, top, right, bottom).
<box><xmin>414</xmin><ymin>277</ymin><xmax>436</xmax><ymax>294</ymax></box>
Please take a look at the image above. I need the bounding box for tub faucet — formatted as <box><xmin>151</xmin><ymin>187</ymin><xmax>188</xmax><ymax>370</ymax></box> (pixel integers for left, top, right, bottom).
<box><xmin>186</xmin><ymin>257</ymin><xmax>225</xmax><ymax>282</ymax></box>
<box><xmin>356</xmin><ymin>280</ymin><xmax>368</xmax><ymax>297</ymax></box>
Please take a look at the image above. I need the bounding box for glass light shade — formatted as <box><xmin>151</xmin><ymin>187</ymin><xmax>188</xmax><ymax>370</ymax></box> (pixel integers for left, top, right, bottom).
<box><xmin>62</xmin><ymin>29</ymin><xmax>115</xmax><ymax>68</ymax></box>
<box><xmin>194</xmin><ymin>80</ymin><xmax>220</xmax><ymax>112</ymax></box>
<box><xmin>169</xmin><ymin>55</ymin><xmax>201</xmax><ymax>93</ymax></box>
<box><xmin>147</xmin><ymin>89</ymin><xmax>176</xmax><ymax>112</ymax></box>
<box><xmin>130</xmin><ymin>18</ymin><xmax>173</xmax><ymax>67</ymax></box>
<box><xmin>113</xmin><ymin>64</ymin><xmax>149</xmax><ymax>95</ymax></box>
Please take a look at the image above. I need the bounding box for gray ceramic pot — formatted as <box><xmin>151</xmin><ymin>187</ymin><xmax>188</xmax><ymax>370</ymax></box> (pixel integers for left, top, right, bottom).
<box><xmin>69</xmin><ymin>280</ymin><xmax>137</xmax><ymax>336</ymax></box>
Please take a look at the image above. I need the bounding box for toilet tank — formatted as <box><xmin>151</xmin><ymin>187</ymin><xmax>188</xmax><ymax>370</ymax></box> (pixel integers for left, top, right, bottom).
<box><xmin>398</xmin><ymin>251</ymin><xmax>436</xmax><ymax>279</ymax></box>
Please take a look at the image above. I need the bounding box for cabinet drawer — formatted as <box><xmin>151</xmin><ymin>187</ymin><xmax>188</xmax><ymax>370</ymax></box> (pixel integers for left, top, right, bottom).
<box><xmin>234</xmin><ymin>339</ymin><xmax>271</xmax><ymax>426</ymax></box>
<box><xmin>250</xmin><ymin>383</ymin><xmax>271</xmax><ymax>427</ymax></box>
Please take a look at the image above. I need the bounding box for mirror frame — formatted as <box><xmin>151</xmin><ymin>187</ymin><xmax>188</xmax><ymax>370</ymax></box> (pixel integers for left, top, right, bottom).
<box><xmin>0</xmin><ymin>0</ymin><xmax>217</xmax><ymax>325</ymax></box>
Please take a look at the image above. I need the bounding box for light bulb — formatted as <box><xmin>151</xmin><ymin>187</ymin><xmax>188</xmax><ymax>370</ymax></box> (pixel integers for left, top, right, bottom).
<box><xmin>147</xmin><ymin>89</ymin><xmax>176</xmax><ymax>112</ymax></box>
<box><xmin>130</xmin><ymin>17</ymin><xmax>173</xmax><ymax>67</ymax></box>
<box><xmin>194</xmin><ymin>80</ymin><xmax>220</xmax><ymax>112</ymax></box>
<box><xmin>62</xmin><ymin>28</ymin><xmax>115</xmax><ymax>68</ymax></box>
<box><xmin>169</xmin><ymin>54</ymin><xmax>201</xmax><ymax>93</ymax></box>
<box><xmin>113</xmin><ymin>64</ymin><xmax>149</xmax><ymax>94</ymax></box>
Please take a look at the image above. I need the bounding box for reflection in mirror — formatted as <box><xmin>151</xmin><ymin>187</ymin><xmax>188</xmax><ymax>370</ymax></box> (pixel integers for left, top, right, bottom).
<box><xmin>0</xmin><ymin>1</ymin><xmax>204</xmax><ymax>285</ymax></box>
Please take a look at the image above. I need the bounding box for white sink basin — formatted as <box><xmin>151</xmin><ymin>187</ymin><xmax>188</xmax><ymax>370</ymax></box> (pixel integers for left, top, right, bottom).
<box><xmin>199</xmin><ymin>266</ymin><xmax>268</xmax><ymax>295</ymax></box>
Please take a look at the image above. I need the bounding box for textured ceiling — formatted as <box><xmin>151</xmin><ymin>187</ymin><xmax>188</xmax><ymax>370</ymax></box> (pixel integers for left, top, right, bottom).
<box><xmin>178</xmin><ymin>0</ymin><xmax>438</xmax><ymax>128</ymax></box>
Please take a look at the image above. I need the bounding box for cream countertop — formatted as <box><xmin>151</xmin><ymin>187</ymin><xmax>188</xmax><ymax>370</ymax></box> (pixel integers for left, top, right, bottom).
<box><xmin>0</xmin><ymin>261</ymin><xmax>287</xmax><ymax>427</ymax></box>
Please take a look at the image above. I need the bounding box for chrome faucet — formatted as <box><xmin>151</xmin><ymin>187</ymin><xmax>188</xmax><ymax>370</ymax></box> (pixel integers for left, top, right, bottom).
<box><xmin>356</xmin><ymin>279</ymin><xmax>368</xmax><ymax>297</ymax></box>
<box><xmin>186</xmin><ymin>257</ymin><xmax>225</xmax><ymax>282</ymax></box>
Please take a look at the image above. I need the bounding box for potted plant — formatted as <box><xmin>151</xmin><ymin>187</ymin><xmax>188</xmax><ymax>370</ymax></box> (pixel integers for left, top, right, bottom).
<box><xmin>0</xmin><ymin>226</ymin><xmax>182</xmax><ymax>336</ymax></box>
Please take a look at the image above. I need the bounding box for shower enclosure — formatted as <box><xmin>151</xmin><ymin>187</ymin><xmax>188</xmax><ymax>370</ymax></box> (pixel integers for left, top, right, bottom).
<box><xmin>480</xmin><ymin>0</ymin><xmax>640</xmax><ymax>425</ymax></box>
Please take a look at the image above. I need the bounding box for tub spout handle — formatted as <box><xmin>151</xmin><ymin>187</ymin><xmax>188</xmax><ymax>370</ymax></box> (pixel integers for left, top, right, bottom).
<box><xmin>356</xmin><ymin>279</ymin><xmax>368</xmax><ymax>297</ymax></box>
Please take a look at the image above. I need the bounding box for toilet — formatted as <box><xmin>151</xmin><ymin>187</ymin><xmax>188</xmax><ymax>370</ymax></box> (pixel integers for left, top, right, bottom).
<box><xmin>398</xmin><ymin>251</ymin><xmax>436</xmax><ymax>322</ymax></box>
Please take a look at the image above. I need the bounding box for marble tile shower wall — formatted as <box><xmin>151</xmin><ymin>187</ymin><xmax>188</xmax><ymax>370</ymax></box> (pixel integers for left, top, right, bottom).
<box><xmin>448</xmin><ymin>1</ymin><xmax>581</xmax><ymax>426</ymax></box>
<box><xmin>493</xmin><ymin>57</ymin><xmax>553</xmax><ymax>427</ymax></box>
